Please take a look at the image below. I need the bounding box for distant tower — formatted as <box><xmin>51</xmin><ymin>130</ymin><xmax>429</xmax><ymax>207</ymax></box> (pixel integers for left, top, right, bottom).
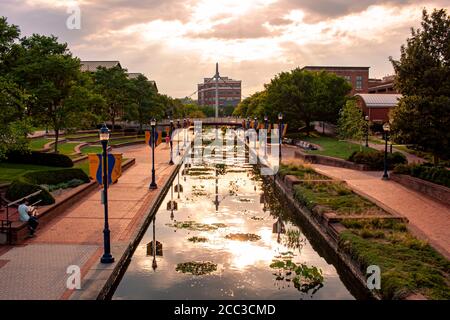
<box><xmin>214</xmin><ymin>62</ymin><xmax>220</xmax><ymax>118</ymax></box>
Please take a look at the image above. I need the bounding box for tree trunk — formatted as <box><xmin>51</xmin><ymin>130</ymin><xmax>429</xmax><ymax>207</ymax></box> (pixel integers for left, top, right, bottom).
<box><xmin>433</xmin><ymin>154</ymin><xmax>439</xmax><ymax>166</ymax></box>
<box><xmin>54</xmin><ymin>128</ymin><xmax>59</xmax><ymax>153</ymax></box>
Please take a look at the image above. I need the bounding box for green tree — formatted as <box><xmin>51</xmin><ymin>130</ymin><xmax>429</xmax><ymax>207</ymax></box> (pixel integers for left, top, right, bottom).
<box><xmin>337</xmin><ymin>100</ymin><xmax>365</xmax><ymax>148</ymax></box>
<box><xmin>390</xmin><ymin>8</ymin><xmax>450</xmax><ymax>164</ymax></box>
<box><xmin>125</xmin><ymin>74</ymin><xmax>162</xmax><ymax>131</ymax></box>
<box><xmin>93</xmin><ymin>65</ymin><xmax>131</xmax><ymax>131</ymax></box>
<box><xmin>11</xmin><ymin>34</ymin><xmax>91</xmax><ymax>152</ymax></box>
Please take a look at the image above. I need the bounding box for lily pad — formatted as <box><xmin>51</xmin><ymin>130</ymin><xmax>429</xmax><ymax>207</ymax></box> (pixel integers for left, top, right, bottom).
<box><xmin>188</xmin><ymin>236</ymin><xmax>208</xmax><ymax>243</ymax></box>
<box><xmin>225</xmin><ymin>233</ymin><xmax>261</xmax><ymax>241</ymax></box>
<box><xmin>176</xmin><ymin>261</ymin><xmax>217</xmax><ymax>275</ymax></box>
<box><xmin>166</xmin><ymin>221</ymin><xmax>227</xmax><ymax>231</ymax></box>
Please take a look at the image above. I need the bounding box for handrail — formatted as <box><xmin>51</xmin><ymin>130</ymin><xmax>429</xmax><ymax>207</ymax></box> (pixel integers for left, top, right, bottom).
<box><xmin>6</xmin><ymin>190</ymin><xmax>42</xmax><ymax>208</ymax></box>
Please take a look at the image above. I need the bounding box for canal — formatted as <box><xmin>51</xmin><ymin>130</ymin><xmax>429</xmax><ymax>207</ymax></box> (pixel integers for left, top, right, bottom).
<box><xmin>112</xmin><ymin>129</ymin><xmax>356</xmax><ymax>300</ymax></box>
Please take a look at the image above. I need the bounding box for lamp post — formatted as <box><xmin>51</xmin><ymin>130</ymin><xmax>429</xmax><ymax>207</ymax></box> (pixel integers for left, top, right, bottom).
<box><xmin>278</xmin><ymin>112</ymin><xmax>283</xmax><ymax>163</ymax></box>
<box><xmin>149</xmin><ymin>118</ymin><xmax>158</xmax><ymax>189</ymax></box>
<box><xmin>365</xmin><ymin>115</ymin><xmax>370</xmax><ymax>148</ymax></box>
<box><xmin>177</xmin><ymin>119</ymin><xmax>181</xmax><ymax>151</ymax></box>
<box><xmin>169</xmin><ymin>119</ymin><xmax>174</xmax><ymax>165</ymax></box>
<box><xmin>382</xmin><ymin>122</ymin><xmax>390</xmax><ymax>180</ymax></box>
<box><xmin>99</xmin><ymin>124</ymin><xmax>114</xmax><ymax>264</ymax></box>
<box><xmin>264</xmin><ymin>115</ymin><xmax>268</xmax><ymax>158</ymax></box>
<box><xmin>183</xmin><ymin>118</ymin><xmax>187</xmax><ymax>148</ymax></box>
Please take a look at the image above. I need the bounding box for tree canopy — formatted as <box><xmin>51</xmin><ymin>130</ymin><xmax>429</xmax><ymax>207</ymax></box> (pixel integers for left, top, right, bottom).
<box><xmin>390</xmin><ymin>8</ymin><xmax>450</xmax><ymax>163</ymax></box>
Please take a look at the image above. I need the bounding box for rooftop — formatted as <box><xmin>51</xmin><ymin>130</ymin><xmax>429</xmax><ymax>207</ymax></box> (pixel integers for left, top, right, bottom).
<box><xmin>80</xmin><ymin>61</ymin><xmax>121</xmax><ymax>72</ymax></box>
<box><xmin>302</xmin><ymin>66</ymin><xmax>370</xmax><ymax>70</ymax></box>
<box><xmin>355</xmin><ymin>93</ymin><xmax>402</xmax><ymax>107</ymax></box>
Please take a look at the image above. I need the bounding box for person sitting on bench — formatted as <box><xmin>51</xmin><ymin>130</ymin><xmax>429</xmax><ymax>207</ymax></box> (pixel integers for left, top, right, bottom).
<box><xmin>18</xmin><ymin>200</ymin><xmax>39</xmax><ymax>237</ymax></box>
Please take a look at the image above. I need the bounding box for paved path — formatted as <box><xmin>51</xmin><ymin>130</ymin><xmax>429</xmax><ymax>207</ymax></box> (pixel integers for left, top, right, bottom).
<box><xmin>0</xmin><ymin>142</ymin><xmax>181</xmax><ymax>299</ymax></box>
<box><xmin>282</xmin><ymin>145</ymin><xmax>450</xmax><ymax>260</ymax></box>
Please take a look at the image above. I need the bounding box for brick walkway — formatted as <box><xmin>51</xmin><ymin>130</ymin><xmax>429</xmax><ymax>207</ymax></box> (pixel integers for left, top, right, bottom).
<box><xmin>0</xmin><ymin>142</ymin><xmax>180</xmax><ymax>299</ymax></box>
<box><xmin>282</xmin><ymin>145</ymin><xmax>450</xmax><ymax>260</ymax></box>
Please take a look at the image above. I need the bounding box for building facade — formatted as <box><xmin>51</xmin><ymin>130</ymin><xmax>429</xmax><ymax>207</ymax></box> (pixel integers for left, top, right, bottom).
<box><xmin>302</xmin><ymin>66</ymin><xmax>370</xmax><ymax>95</ymax></box>
<box><xmin>197</xmin><ymin>76</ymin><xmax>241</xmax><ymax>108</ymax></box>
<box><xmin>355</xmin><ymin>93</ymin><xmax>402</xmax><ymax>122</ymax></box>
<box><xmin>368</xmin><ymin>75</ymin><xmax>397</xmax><ymax>94</ymax></box>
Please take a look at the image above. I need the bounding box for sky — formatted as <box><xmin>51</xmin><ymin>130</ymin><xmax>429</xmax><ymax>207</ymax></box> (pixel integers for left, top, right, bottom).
<box><xmin>1</xmin><ymin>0</ymin><xmax>449</xmax><ymax>98</ymax></box>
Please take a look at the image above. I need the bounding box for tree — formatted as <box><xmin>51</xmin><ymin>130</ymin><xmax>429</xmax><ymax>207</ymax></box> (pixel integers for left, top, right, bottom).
<box><xmin>390</xmin><ymin>8</ymin><xmax>450</xmax><ymax>164</ymax></box>
<box><xmin>337</xmin><ymin>100</ymin><xmax>365</xmax><ymax>148</ymax></box>
<box><xmin>125</xmin><ymin>74</ymin><xmax>162</xmax><ymax>131</ymax></box>
<box><xmin>0</xmin><ymin>17</ymin><xmax>31</xmax><ymax>159</ymax></box>
<box><xmin>12</xmin><ymin>34</ymin><xmax>99</xmax><ymax>152</ymax></box>
<box><xmin>93</xmin><ymin>65</ymin><xmax>131</xmax><ymax>131</ymax></box>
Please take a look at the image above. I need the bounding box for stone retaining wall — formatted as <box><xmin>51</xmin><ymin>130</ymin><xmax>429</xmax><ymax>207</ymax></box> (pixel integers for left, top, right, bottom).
<box><xmin>294</xmin><ymin>150</ymin><xmax>370</xmax><ymax>171</ymax></box>
<box><xmin>390</xmin><ymin>173</ymin><xmax>450</xmax><ymax>206</ymax></box>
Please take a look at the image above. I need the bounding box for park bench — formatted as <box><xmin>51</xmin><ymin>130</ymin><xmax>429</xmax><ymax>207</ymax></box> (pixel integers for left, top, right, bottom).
<box><xmin>0</xmin><ymin>190</ymin><xmax>42</xmax><ymax>244</ymax></box>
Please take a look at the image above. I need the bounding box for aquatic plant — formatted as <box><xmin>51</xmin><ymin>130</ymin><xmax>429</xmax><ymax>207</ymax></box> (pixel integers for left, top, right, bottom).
<box><xmin>225</xmin><ymin>233</ymin><xmax>261</xmax><ymax>241</ymax></box>
<box><xmin>166</xmin><ymin>221</ymin><xmax>227</xmax><ymax>231</ymax></box>
<box><xmin>176</xmin><ymin>261</ymin><xmax>217</xmax><ymax>275</ymax></box>
<box><xmin>188</xmin><ymin>236</ymin><xmax>208</xmax><ymax>243</ymax></box>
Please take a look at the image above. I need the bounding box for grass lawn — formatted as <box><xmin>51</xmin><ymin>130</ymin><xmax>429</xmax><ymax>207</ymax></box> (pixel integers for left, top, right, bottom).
<box><xmin>55</xmin><ymin>142</ymin><xmax>79</xmax><ymax>156</ymax></box>
<box><xmin>108</xmin><ymin>138</ymin><xmax>144</xmax><ymax>146</ymax></box>
<box><xmin>302</xmin><ymin>135</ymin><xmax>374</xmax><ymax>160</ymax></box>
<box><xmin>29</xmin><ymin>138</ymin><xmax>52</xmax><ymax>150</ymax></box>
<box><xmin>74</xmin><ymin>160</ymin><xmax>89</xmax><ymax>175</ymax></box>
<box><xmin>64</xmin><ymin>133</ymin><xmax>98</xmax><ymax>139</ymax></box>
<box><xmin>0</xmin><ymin>162</ymin><xmax>63</xmax><ymax>183</ymax></box>
<box><xmin>80</xmin><ymin>145</ymin><xmax>103</xmax><ymax>154</ymax></box>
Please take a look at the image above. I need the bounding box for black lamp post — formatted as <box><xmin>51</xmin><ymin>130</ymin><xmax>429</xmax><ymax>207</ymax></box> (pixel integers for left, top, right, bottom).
<box><xmin>176</xmin><ymin>119</ymin><xmax>180</xmax><ymax>155</ymax></box>
<box><xmin>99</xmin><ymin>124</ymin><xmax>114</xmax><ymax>264</ymax></box>
<box><xmin>150</xmin><ymin>118</ymin><xmax>158</xmax><ymax>189</ymax></box>
<box><xmin>264</xmin><ymin>115</ymin><xmax>268</xmax><ymax>158</ymax></box>
<box><xmin>382</xmin><ymin>122</ymin><xmax>391</xmax><ymax>180</ymax></box>
<box><xmin>365</xmin><ymin>115</ymin><xmax>370</xmax><ymax>147</ymax></box>
<box><xmin>169</xmin><ymin>119</ymin><xmax>174</xmax><ymax>165</ymax></box>
<box><xmin>183</xmin><ymin>118</ymin><xmax>187</xmax><ymax>148</ymax></box>
<box><xmin>278</xmin><ymin>112</ymin><xmax>283</xmax><ymax>163</ymax></box>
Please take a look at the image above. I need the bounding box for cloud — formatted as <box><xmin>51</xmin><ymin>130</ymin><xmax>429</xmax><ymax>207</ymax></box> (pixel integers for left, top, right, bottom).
<box><xmin>1</xmin><ymin>0</ymin><xmax>449</xmax><ymax>98</ymax></box>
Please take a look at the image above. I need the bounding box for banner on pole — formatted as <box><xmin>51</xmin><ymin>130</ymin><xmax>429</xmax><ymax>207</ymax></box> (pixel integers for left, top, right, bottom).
<box><xmin>145</xmin><ymin>130</ymin><xmax>162</xmax><ymax>147</ymax></box>
<box><xmin>88</xmin><ymin>153</ymin><xmax>122</xmax><ymax>185</ymax></box>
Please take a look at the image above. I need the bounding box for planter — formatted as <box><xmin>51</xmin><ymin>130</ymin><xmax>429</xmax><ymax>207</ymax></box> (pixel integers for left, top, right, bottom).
<box><xmin>390</xmin><ymin>173</ymin><xmax>450</xmax><ymax>206</ymax></box>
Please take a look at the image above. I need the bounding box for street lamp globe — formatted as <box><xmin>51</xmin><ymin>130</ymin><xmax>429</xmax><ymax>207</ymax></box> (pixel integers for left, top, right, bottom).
<box><xmin>383</xmin><ymin>122</ymin><xmax>391</xmax><ymax>132</ymax></box>
<box><xmin>170</xmin><ymin>119</ymin><xmax>173</xmax><ymax>124</ymax></box>
<box><xmin>264</xmin><ymin>115</ymin><xmax>268</xmax><ymax>121</ymax></box>
<box><xmin>365</xmin><ymin>115</ymin><xmax>369</xmax><ymax>121</ymax></box>
<box><xmin>278</xmin><ymin>112</ymin><xmax>283</xmax><ymax>121</ymax></box>
<box><xmin>99</xmin><ymin>124</ymin><xmax>110</xmax><ymax>141</ymax></box>
<box><xmin>151</xmin><ymin>118</ymin><xmax>156</xmax><ymax>126</ymax></box>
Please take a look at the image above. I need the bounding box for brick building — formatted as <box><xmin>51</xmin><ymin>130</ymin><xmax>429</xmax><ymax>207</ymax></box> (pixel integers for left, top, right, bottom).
<box><xmin>301</xmin><ymin>66</ymin><xmax>370</xmax><ymax>95</ymax></box>
<box><xmin>355</xmin><ymin>93</ymin><xmax>402</xmax><ymax>122</ymax></box>
<box><xmin>368</xmin><ymin>75</ymin><xmax>398</xmax><ymax>94</ymax></box>
<box><xmin>198</xmin><ymin>76</ymin><xmax>241</xmax><ymax>108</ymax></box>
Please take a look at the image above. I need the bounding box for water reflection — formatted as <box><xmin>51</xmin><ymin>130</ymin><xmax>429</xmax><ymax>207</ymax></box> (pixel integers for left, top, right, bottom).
<box><xmin>113</xmin><ymin>130</ymin><xmax>354</xmax><ymax>300</ymax></box>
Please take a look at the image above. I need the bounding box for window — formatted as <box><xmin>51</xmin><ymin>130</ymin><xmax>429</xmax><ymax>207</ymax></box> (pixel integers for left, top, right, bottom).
<box><xmin>344</xmin><ymin>75</ymin><xmax>351</xmax><ymax>82</ymax></box>
<box><xmin>356</xmin><ymin>76</ymin><xmax>363</xmax><ymax>90</ymax></box>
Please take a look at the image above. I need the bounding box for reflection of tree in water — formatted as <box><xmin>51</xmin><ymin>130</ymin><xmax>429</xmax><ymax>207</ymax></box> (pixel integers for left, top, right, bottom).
<box><xmin>270</xmin><ymin>252</ymin><xmax>324</xmax><ymax>296</ymax></box>
<box><xmin>283</xmin><ymin>229</ymin><xmax>307</xmax><ymax>254</ymax></box>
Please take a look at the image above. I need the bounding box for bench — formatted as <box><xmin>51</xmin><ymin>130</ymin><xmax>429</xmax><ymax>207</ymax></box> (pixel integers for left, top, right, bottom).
<box><xmin>0</xmin><ymin>190</ymin><xmax>42</xmax><ymax>244</ymax></box>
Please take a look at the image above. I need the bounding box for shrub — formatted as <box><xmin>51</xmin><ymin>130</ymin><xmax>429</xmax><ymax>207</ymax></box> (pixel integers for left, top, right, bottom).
<box><xmin>393</xmin><ymin>164</ymin><xmax>450</xmax><ymax>188</ymax></box>
<box><xmin>5</xmin><ymin>168</ymin><xmax>90</xmax><ymax>205</ymax></box>
<box><xmin>4</xmin><ymin>150</ymin><xmax>73</xmax><ymax>167</ymax></box>
<box><xmin>6</xmin><ymin>179</ymin><xmax>55</xmax><ymax>205</ymax></box>
<box><xmin>348</xmin><ymin>150</ymin><xmax>407</xmax><ymax>170</ymax></box>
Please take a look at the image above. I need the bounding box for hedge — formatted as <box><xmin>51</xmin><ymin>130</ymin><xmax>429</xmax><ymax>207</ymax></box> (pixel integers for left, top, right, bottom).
<box><xmin>394</xmin><ymin>164</ymin><xmax>450</xmax><ymax>188</ymax></box>
<box><xmin>4</xmin><ymin>150</ymin><xmax>73</xmax><ymax>167</ymax></box>
<box><xmin>5</xmin><ymin>168</ymin><xmax>90</xmax><ymax>205</ymax></box>
<box><xmin>348</xmin><ymin>150</ymin><xmax>407</xmax><ymax>170</ymax></box>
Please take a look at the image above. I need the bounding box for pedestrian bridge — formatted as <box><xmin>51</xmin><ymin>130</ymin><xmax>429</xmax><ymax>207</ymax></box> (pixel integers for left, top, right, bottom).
<box><xmin>158</xmin><ymin>117</ymin><xmax>246</xmax><ymax>127</ymax></box>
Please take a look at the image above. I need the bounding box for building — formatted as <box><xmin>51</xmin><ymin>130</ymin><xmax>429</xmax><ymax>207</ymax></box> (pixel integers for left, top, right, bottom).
<box><xmin>355</xmin><ymin>93</ymin><xmax>402</xmax><ymax>122</ymax></box>
<box><xmin>80</xmin><ymin>60</ymin><xmax>122</xmax><ymax>72</ymax></box>
<box><xmin>197</xmin><ymin>64</ymin><xmax>241</xmax><ymax>108</ymax></box>
<box><xmin>301</xmin><ymin>66</ymin><xmax>370</xmax><ymax>95</ymax></box>
<box><xmin>368</xmin><ymin>75</ymin><xmax>397</xmax><ymax>94</ymax></box>
<box><xmin>127</xmin><ymin>72</ymin><xmax>158</xmax><ymax>92</ymax></box>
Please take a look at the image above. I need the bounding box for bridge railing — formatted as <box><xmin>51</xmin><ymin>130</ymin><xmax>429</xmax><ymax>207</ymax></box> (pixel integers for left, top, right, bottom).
<box><xmin>158</xmin><ymin>117</ymin><xmax>245</xmax><ymax>126</ymax></box>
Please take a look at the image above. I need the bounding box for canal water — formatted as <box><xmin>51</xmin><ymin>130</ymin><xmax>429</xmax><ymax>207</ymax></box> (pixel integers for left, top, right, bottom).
<box><xmin>113</xmin><ymin>129</ymin><xmax>355</xmax><ymax>300</ymax></box>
